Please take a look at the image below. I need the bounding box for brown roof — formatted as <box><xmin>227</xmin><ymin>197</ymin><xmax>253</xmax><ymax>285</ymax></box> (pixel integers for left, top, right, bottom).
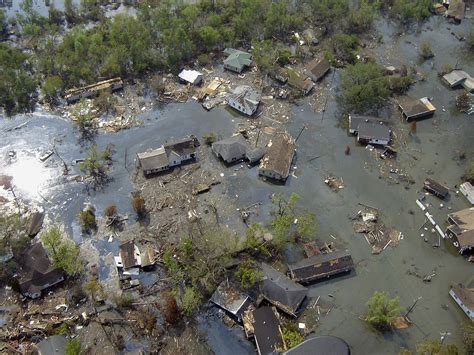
<box><xmin>119</xmin><ymin>241</ymin><xmax>140</xmax><ymax>269</ymax></box>
<box><xmin>451</xmin><ymin>284</ymin><xmax>474</xmax><ymax>310</ymax></box>
<box><xmin>259</xmin><ymin>132</ymin><xmax>295</xmax><ymax>180</ymax></box>
<box><xmin>447</xmin><ymin>0</ymin><xmax>465</xmax><ymax>21</ymax></box>
<box><xmin>448</xmin><ymin>208</ymin><xmax>474</xmax><ymax>231</ymax></box>
<box><xmin>305</xmin><ymin>58</ymin><xmax>330</xmax><ymax>81</ymax></box>
<box><xmin>397</xmin><ymin>97</ymin><xmax>436</xmax><ymax>120</ymax></box>
<box><xmin>457</xmin><ymin>229</ymin><xmax>474</xmax><ymax>248</ymax></box>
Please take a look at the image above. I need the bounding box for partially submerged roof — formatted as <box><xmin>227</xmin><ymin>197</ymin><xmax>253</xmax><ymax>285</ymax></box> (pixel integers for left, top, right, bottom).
<box><xmin>450</xmin><ymin>283</ymin><xmax>474</xmax><ymax>320</ymax></box>
<box><xmin>448</xmin><ymin>207</ymin><xmax>474</xmax><ymax>231</ymax></box>
<box><xmin>442</xmin><ymin>70</ymin><xmax>470</xmax><ymax>87</ymax></box>
<box><xmin>305</xmin><ymin>58</ymin><xmax>330</xmax><ymax>81</ymax></box>
<box><xmin>137</xmin><ymin>147</ymin><xmax>168</xmax><ymax>172</ymax></box>
<box><xmin>178</xmin><ymin>69</ymin><xmax>203</xmax><ymax>84</ymax></box>
<box><xmin>212</xmin><ymin>134</ymin><xmax>248</xmax><ymax>163</ymax></box>
<box><xmin>35</xmin><ymin>334</ymin><xmax>67</xmax><ymax>355</ymax></box>
<box><xmin>348</xmin><ymin>115</ymin><xmax>385</xmax><ymax>133</ymax></box>
<box><xmin>283</xmin><ymin>335</ymin><xmax>351</xmax><ymax>355</ymax></box>
<box><xmin>460</xmin><ymin>182</ymin><xmax>474</xmax><ymax>205</ymax></box>
<box><xmin>228</xmin><ymin>85</ymin><xmax>261</xmax><ymax>114</ymax></box>
<box><xmin>223</xmin><ymin>48</ymin><xmax>252</xmax><ymax>70</ymax></box>
<box><xmin>164</xmin><ymin>136</ymin><xmax>199</xmax><ymax>157</ymax></box>
<box><xmin>261</xmin><ymin>263</ymin><xmax>308</xmax><ymax>316</ymax></box>
<box><xmin>259</xmin><ymin>132</ymin><xmax>296</xmax><ymax>180</ymax></box>
<box><xmin>119</xmin><ymin>241</ymin><xmax>141</xmax><ymax>269</ymax></box>
<box><xmin>253</xmin><ymin>306</ymin><xmax>282</xmax><ymax>355</ymax></box>
<box><xmin>357</xmin><ymin>122</ymin><xmax>391</xmax><ymax>142</ymax></box>
<box><xmin>398</xmin><ymin>97</ymin><xmax>436</xmax><ymax>120</ymax></box>
<box><xmin>210</xmin><ymin>280</ymin><xmax>249</xmax><ymax>320</ymax></box>
<box><xmin>423</xmin><ymin>178</ymin><xmax>449</xmax><ymax>199</ymax></box>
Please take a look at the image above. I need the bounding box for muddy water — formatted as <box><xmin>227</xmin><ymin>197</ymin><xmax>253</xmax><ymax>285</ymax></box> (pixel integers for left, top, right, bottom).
<box><xmin>1</xmin><ymin>13</ymin><xmax>474</xmax><ymax>355</ymax></box>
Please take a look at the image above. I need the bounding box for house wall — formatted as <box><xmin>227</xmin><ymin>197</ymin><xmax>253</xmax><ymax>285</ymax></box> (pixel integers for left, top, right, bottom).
<box><xmin>259</xmin><ymin>169</ymin><xmax>284</xmax><ymax>181</ymax></box>
<box><xmin>224</xmin><ymin>64</ymin><xmax>242</xmax><ymax>73</ymax></box>
<box><xmin>228</xmin><ymin>97</ymin><xmax>252</xmax><ymax>115</ymax></box>
<box><xmin>449</xmin><ymin>289</ymin><xmax>474</xmax><ymax>320</ymax></box>
<box><xmin>144</xmin><ymin>165</ymin><xmax>170</xmax><ymax>175</ymax></box>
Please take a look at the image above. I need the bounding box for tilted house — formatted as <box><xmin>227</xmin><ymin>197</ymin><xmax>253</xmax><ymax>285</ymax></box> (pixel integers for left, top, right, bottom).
<box><xmin>446</xmin><ymin>207</ymin><xmax>474</xmax><ymax>254</ymax></box>
<box><xmin>18</xmin><ymin>243</ymin><xmax>65</xmax><ymax>299</ymax></box>
<box><xmin>178</xmin><ymin>69</ymin><xmax>203</xmax><ymax>85</ymax></box>
<box><xmin>223</xmin><ymin>48</ymin><xmax>252</xmax><ymax>73</ymax></box>
<box><xmin>210</xmin><ymin>280</ymin><xmax>250</xmax><ymax>322</ymax></box>
<box><xmin>287</xmin><ymin>250</ymin><xmax>354</xmax><ymax>284</ymax></box>
<box><xmin>397</xmin><ymin>97</ymin><xmax>436</xmax><ymax>121</ymax></box>
<box><xmin>212</xmin><ymin>134</ymin><xmax>248</xmax><ymax>164</ymax></box>
<box><xmin>227</xmin><ymin>85</ymin><xmax>261</xmax><ymax>116</ymax></box>
<box><xmin>305</xmin><ymin>58</ymin><xmax>330</xmax><ymax>82</ymax></box>
<box><xmin>260</xmin><ymin>263</ymin><xmax>308</xmax><ymax>317</ymax></box>
<box><xmin>449</xmin><ymin>284</ymin><xmax>474</xmax><ymax>321</ymax></box>
<box><xmin>423</xmin><ymin>178</ymin><xmax>449</xmax><ymax>200</ymax></box>
<box><xmin>252</xmin><ymin>307</ymin><xmax>283</xmax><ymax>355</ymax></box>
<box><xmin>259</xmin><ymin>132</ymin><xmax>296</xmax><ymax>182</ymax></box>
<box><xmin>137</xmin><ymin>137</ymin><xmax>199</xmax><ymax>176</ymax></box>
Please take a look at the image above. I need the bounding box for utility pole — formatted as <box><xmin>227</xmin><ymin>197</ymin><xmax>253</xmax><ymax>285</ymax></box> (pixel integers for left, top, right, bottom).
<box><xmin>405</xmin><ymin>296</ymin><xmax>422</xmax><ymax>318</ymax></box>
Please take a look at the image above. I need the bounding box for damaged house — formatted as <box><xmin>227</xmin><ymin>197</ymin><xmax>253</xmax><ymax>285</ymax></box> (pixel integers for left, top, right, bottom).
<box><xmin>288</xmin><ymin>250</ymin><xmax>354</xmax><ymax>284</ymax></box>
<box><xmin>210</xmin><ymin>280</ymin><xmax>251</xmax><ymax>322</ymax></box>
<box><xmin>178</xmin><ymin>69</ymin><xmax>203</xmax><ymax>85</ymax></box>
<box><xmin>449</xmin><ymin>283</ymin><xmax>474</xmax><ymax>321</ymax></box>
<box><xmin>423</xmin><ymin>178</ymin><xmax>449</xmax><ymax>200</ymax></box>
<box><xmin>397</xmin><ymin>97</ymin><xmax>436</xmax><ymax>121</ymax></box>
<box><xmin>252</xmin><ymin>306</ymin><xmax>283</xmax><ymax>355</ymax></box>
<box><xmin>212</xmin><ymin>134</ymin><xmax>265</xmax><ymax>165</ymax></box>
<box><xmin>283</xmin><ymin>336</ymin><xmax>351</xmax><ymax>355</ymax></box>
<box><xmin>305</xmin><ymin>58</ymin><xmax>331</xmax><ymax>82</ymax></box>
<box><xmin>286</xmin><ymin>68</ymin><xmax>314</xmax><ymax>95</ymax></box>
<box><xmin>64</xmin><ymin>77</ymin><xmax>123</xmax><ymax>105</ymax></box>
<box><xmin>260</xmin><ymin>263</ymin><xmax>308</xmax><ymax>317</ymax></box>
<box><xmin>446</xmin><ymin>207</ymin><xmax>474</xmax><ymax>254</ymax></box>
<box><xmin>259</xmin><ymin>132</ymin><xmax>296</xmax><ymax>182</ymax></box>
<box><xmin>137</xmin><ymin>136</ymin><xmax>199</xmax><ymax>176</ymax></box>
<box><xmin>348</xmin><ymin>115</ymin><xmax>391</xmax><ymax>146</ymax></box>
<box><xmin>223</xmin><ymin>48</ymin><xmax>252</xmax><ymax>73</ymax></box>
<box><xmin>227</xmin><ymin>85</ymin><xmax>261</xmax><ymax>116</ymax></box>
<box><xmin>18</xmin><ymin>243</ymin><xmax>65</xmax><ymax>299</ymax></box>
<box><xmin>460</xmin><ymin>182</ymin><xmax>474</xmax><ymax>205</ymax></box>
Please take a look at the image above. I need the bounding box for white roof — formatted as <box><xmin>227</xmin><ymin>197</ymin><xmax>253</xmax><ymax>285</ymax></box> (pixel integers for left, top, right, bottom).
<box><xmin>178</xmin><ymin>69</ymin><xmax>203</xmax><ymax>83</ymax></box>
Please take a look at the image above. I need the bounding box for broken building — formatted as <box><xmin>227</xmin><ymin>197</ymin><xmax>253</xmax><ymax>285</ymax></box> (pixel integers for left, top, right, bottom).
<box><xmin>286</xmin><ymin>68</ymin><xmax>314</xmax><ymax>95</ymax></box>
<box><xmin>115</xmin><ymin>241</ymin><xmax>142</xmax><ymax>275</ymax></box>
<box><xmin>212</xmin><ymin>134</ymin><xmax>248</xmax><ymax>164</ymax></box>
<box><xmin>178</xmin><ymin>69</ymin><xmax>203</xmax><ymax>85</ymax></box>
<box><xmin>460</xmin><ymin>182</ymin><xmax>474</xmax><ymax>205</ymax></box>
<box><xmin>423</xmin><ymin>178</ymin><xmax>449</xmax><ymax>200</ymax></box>
<box><xmin>305</xmin><ymin>58</ymin><xmax>331</xmax><ymax>82</ymax></box>
<box><xmin>446</xmin><ymin>0</ymin><xmax>465</xmax><ymax>22</ymax></box>
<box><xmin>259</xmin><ymin>132</ymin><xmax>296</xmax><ymax>182</ymax></box>
<box><xmin>137</xmin><ymin>136</ymin><xmax>199</xmax><ymax>176</ymax></box>
<box><xmin>227</xmin><ymin>85</ymin><xmax>261</xmax><ymax>116</ymax></box>
<box><xmin>64</xmin><ymin>77</ymin><xmax>123</xmax><ymax>105</ymax></box>
<box><xmin>397</xmin><ymin>97</ymin><xmax>436</xmax><ymax>121</ymax></box>
<box><xmin>446</xmin><ymin>207</ymin><xmax>474</xmax><ymax>254</ymax></box>
<box><xmin>260</xmin><ymin>263</ymin><xmax>308</xmax><ymax>317</ymax></box>
<box><xmin>252</xmin><ymin>306</ymin><xmax>282</xmax><ymax>355</ymax></box>
<box><xmin>223</xmin><ymin>48</ymin><xmax>252</xmax><ymax>73</ymax></box>
<box><xmin>18</xmin><ymin>243</ymin><xmax>65</xmax><ymax>299</ymax></box>
<box><xmin>210</xmin><ymin>280</ymin><xmax>251</xmax><ymax>322</ymax></box>
<box><xmin>449</xmin><ymin>284</ymin><xmax>474</xmax><ymax>321</ymax></box>
<box><xmin>288</xmin><ymin>250</ymin><xmax>354</xmax><ymax>284</ymax></box>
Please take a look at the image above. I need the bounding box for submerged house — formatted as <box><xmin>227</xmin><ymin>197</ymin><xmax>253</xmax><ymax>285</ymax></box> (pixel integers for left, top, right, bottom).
<box><xmin>305</xmin><ymin>58</ymin><xmax>330</xmax><ymax>82</ymax></box>
<box><xmin>137</xmin><ymin>137</ymin><xmax>199</xmax><ymax>176</ymax></box>
<box><xmin>356</xmin><ymin>122</ymin><xmax>391</xmax><ymax>146</ymax></box>
<box><xmin>423</xmin><ymin>178</ymin><xmax>449</xmax><ymax>199</ymax></box>
<box><xmin>178</xmin><ymin>69</ymin><xmax>203</xmax><ymax>85</ymax></box>
<box><xmin>260</xmin><ymin>263</ymin><xmax>308</xmax><ymax>317</ymax></box>
<box><xmin>288</xmin><ymin>250</ymin><xmax>354</xmax><ymax>284</ymax></box>
<box><xmin>223</xmin><ymin>48</ymin><xmax>252</xmax><ymax>73</ymax></box>
<box><xmin>460</xmin><ymin>182</ymin><xmax>474</xmax><ymax>205</ymax></box>
<box><xmin>449</xmin><ymin>284</ymin><xmax>474</xmax><ymax>321</ymax></box>
<box><xmin>397</xmin><ymin>97</ymin><xmax>436</xmax><ymax>121</ymax></box>
<box><xmin>227</xmin><ymin>85</ymin><xmax>261</xmax><ymax>116</ymax></box>
<box><xmin>252</xmin><ymin>306</ymin><xmax>282</xmax><ymax>355</ymax></box>
<box><xmin>348</xmin><ymin>115</ymin><xmax>387</xmax><ymax>134</ymax></box>
<box><xmin>210</xmin><ymin>280</ymin><xmax>250</xmax><ymax>322</ymax></box>
<box><xmin>259</xmin><ymin>132</ymin><xmax>296</xmax><ymax>182</ymax></box>
<box><xmin>442</xmin><ymin>70</ymin><xmax>471</xmax><ymax>88</ymax></box>
<box><xmin>212</xmin><ymin>134</ymin><xmax>248</xmax><ymax>164</ymax></box>
<box><xmin>18</xmin><ymin>243</ymin><xmax>65</xmax><ymax>299</ymax></box>
<box><xmin>446</xmin><ymin>207</ymin><xmax>474</xmax><ymax>254</ymax></box>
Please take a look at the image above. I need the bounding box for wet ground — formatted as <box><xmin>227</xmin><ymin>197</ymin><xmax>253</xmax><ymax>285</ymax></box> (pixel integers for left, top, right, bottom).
<box><xmin>1</xmin><ymin>12</ymin><xmax>474</xmax><ymax>355</ymax></box>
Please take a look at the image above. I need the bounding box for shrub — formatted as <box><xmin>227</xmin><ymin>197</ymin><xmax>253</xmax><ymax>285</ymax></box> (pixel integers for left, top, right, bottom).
<box><xmin>79</xmin><ymin>209</ymin><xmax>96</xmax><ymax>233</ymax></box>
<box><xmin>388</xmin><ymin>76</ymin><xmax>413</xmax><ymax>94</ymax></box>
<box><xmin>202</xmin><ymin>132</ymin><xmax>216</xmax><ymax>145</ymax></box>
<box><xmin>235</xmin><ymin>259</ymin><xmax>263</xmax><ymax>289</ymax></box>
<box><xmin>42</xmin><ymin>76</ymin><xmax>63</xmax><ymax>103</ymax></box>
<box><xmin>119</xmin><ymin>292</ymin><xmax>133</xmax><ymax>307</ymax></box>
<box><xmin>365</xmin><ymin>291</ymin><xmax>401</xmax><ymax>332</ymax></box>
<box><xmin>439</xmin><ymin>64</ymin><xmax>453</xmax><ymax>76</ymax></box>
<box><xmin>281</xmin><ymin>325</ymin><xmax>304</xmax><ymax>349</ymax></box>
<box><xmin>65</xmin><ymin>338</ymin><xmax>82</xmax><ymax>355</ymax></box>
<box><xmin>180</xmin><ymin>286</ymin><xmax>202</xmax><ymax>316</ymax></box>
<box><xmin>131</xmin><ymin>195</ymin><xmax>146</xmax><ymax>218</ymax></box>
<box><xmin>163</xmin><ymin>291</ymin><xmax>179</xmax><ymax>324</ymax></box>
<box><xmin>331</xmin><ymin>34</ymin><xmax>358</xmax><ymax>64</ymax></box>
<box><xmin>94</xmin><ymin>91</ymin><xmax>117</xmax><ymax>114</ymax></box>
<box><xmin>419</xmin><ymin>41</ymin><xmax>433</xmax><ymax>59</ymax></box>
<box><xmin>456</xmin><ymin>91</ymin><xmax>471</xmax><ymax>113</ymax></box>
<box><xmin>104</xmin><ymin>204</ymin><xmax>117</xmax><ymax>217</ymax></box>
<box><xmin>197</xmin><ymin>53</ymin><xmax>210</xmax><ymax>67</ymax></box>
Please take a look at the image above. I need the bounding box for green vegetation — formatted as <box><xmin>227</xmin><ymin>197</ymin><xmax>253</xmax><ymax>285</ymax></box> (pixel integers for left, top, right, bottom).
<box><xmin>365</xmin><ymin>291</ymin><xmax>401</xmax><ymax>331</ymax></box>
<box><xmin>419</xmin><ymin>41</ymin><xmax>434</xmax><ymax>59</ymax></box>
<box><xmin>78</xmin><ymin>208</ymin><xmax>96</xmax><ymax>234</ymax></box>
<box><xmin>41</xmin><ymin>225</ymin><xmax>83</xmax><ymax>276</ymax></box>
<box><xmin>65</xmin><ymin>338</ymin><xmax>82</xmax><ymax>355</ymax></box>
<box><xmin>378</xmin><ymin>0</ymin><xmax>434</xmax><ymax>24</ymax></box>
<box><xmin>79</xmin><ymin>144</ymin><xmax>114</xmax><ymax>188</ymax></box>
<box><xmin>467</xmin><ymin>32</ymin><xmax>474</xmax><ymax>52</ymax></box>
<box><xmin>415</xmin><ymin>339</ymin><xmax>458</xmax><ymax>355</ymax></box>
<box><xmin>456</xmin><ymin>91</ymin><xmax>471</xmax><ymax>113</ymax></box>
<box><xmin>463</xmin><ymin>159</ymin><xmax>474</xmax><ymax>184</ymax></box>
<box><xmin>202</xmin><ymin>132</ymin><xmax>217</xmax><ymax>145</ymax></box>
<box><xmin>84</xmin><ymin>276</ymin><xmax>104</xmax><ymax>303</ymax></box>
<box><xmin>281</xmin><ymin>323</ymin><xmax>304</xmax><ymax>349</ymax></box>
<box><xmin>234</xmin><ymin>259</ymin><xmax>263</xmax><ymax>289</ymax></box>
<box><xmin>244</xmin><ymin>223</ymin><xmax>272</xmax><ymax>257</ymax></box>
<box><xmin>180</xmin><ymin>286</ymin><xmax>202</xmax><ymax>316</ymax></box>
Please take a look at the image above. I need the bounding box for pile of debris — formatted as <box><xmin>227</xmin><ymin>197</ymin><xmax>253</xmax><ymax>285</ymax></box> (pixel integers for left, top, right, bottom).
<box><xmin>325</xmin><ymin>176</ymin><xmax>344</xmax><ymax>191</ymax></box>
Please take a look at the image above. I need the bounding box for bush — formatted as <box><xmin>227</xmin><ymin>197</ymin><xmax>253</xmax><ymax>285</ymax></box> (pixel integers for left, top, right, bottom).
<box><xmin>79</xmin><ymin>209</ymin><xmax>96</xmax><ymax>234</ymax></box>
<box><xmin>365</xmin><ymin>291</ymin><xmax>401</xmax><ymax>332</ymax></box>
<box><xmin>163</xmin><ymin>291</ymin><xmax>179</xmax><ymax>324</ymax></box>
<box><xmin>235</xmin><ymin>259</ymin><xmax>263</xmax><ymax>289</ymax></box>
<box><xmin>131</xmin><ymin>195</ymin><xmax>146</xmax><ymax>218</ymax></box>
<box><xmin>118</xmin><ymin>292</ymin><xmax>133</xmax><ymax>307</ymax></box>
<box><xmin>180</xmin><ymin>286</ymin><xmax>202</xmax><ymax>316</ymax></box>
<box><xmin>419</xmin><ymin>41</ymin><xmax>433</xmax><ymax>59</ymax></box>
<box><xmin>416</xmin><ymin>339</ymin><xmax>458</xmax><ymax>354</ymax></box>
<box><xmin>388</xmin><ymin>76</ymin><xmax>413</xmax><ymax>94</ymax></box>
<box><xmin>439</xmin><ymin>64</ymin><xmax>453</xmax><ymax>76</ymax></box>
<box><xmin>42</xmin><ymin>76</ymin><xmax>63</xmax><ymax>103</ymax></box>
<box><xmin>281</xmin><ymin>324</ymin><xmax>304</xmax><ymax>349</ymax></box>
<box><xmin>467</xmin><ymin>32</ymin><xmax>474</xmax><ymax>51</ymax></box>
<box><xmin>456</xmin><ymin>91</ymin><xmax>471</xmax><ymax>113</ymax></box>
<box><xmin>202</xmin><ymin>132</ymin><xmax>216</xmax><ymax>145</ymax></box>
<box><xmin>104</xmin><ymin>204</ymin><xmax>117</xmax><ymax>217</ymax></box>
<box><xmin>197</xmin><ymin>53</ymin><xmax>210</xmax><ymax>67</ymax></box>
<box><xmin>65</xmin><ymin>338</ymin><xmax>82</xmax><ymax>355</ymax></box>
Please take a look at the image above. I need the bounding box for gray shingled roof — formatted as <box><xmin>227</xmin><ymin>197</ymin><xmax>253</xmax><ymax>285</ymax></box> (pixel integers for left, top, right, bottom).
<box><xmin>212</xmin><ymin>134</ymin><xmax>248</xmax><ymax>163</ymax></box>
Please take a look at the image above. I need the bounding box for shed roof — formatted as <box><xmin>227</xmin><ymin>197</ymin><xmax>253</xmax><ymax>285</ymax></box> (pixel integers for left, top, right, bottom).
<box><xmin>460</xmin><ymin>182</ymin><xmax>474</xmax><ymax>205</ymax></box>
<box><xmin>261</xmin><ymin>263</ymin><xmax>308</xmax><ymax>316</ymax></box>
<box><xmin>210</xmin><ymin>280</ymin><xmax>249</xmax><ymax>319</ymax></box>
<box><xmin>398</xmin><ymin>97</ymin><xmax>436</xmax><ymax>119</ymax></box>
<box><xmin>357</xmin><ymin>122</ymin><xmax>391</xmax><ymax>142</ymax></box>
<box><xmin>253</xmin><ymin>307</ymin><xmax>282</xmax><ymax>355</ymax></box>
<box><xmin>305</xmin><ymin>58</ymin><xmax>330</xmax><ymax>81</ymax></box>
<box><xmin>448</xmin><ymin>207</ymin><xmax>474</xmax><ymax>231</ymax></box>
<box><xmin>259</xmin><ymin>132</ymin><xmax>295</xmax><ymax>180</ymax></box>
<box><xmin>442</xmin><ymin>70</ymin><xmax>470</xmax><ymax>87</ymax></box>
<box><xmin>137</xmin><ymin>147</ymin><xmax>168</xmax><ymax>172</ymax></box>
<box><xmin>178</xmin><ymin>69</ymin><xmax>203</xmax><ymax>84</ymax></box>
<box><xmin>283</xmin><ymin>336</ymin><xmax>350</xmax><ymax>355</ymax></box>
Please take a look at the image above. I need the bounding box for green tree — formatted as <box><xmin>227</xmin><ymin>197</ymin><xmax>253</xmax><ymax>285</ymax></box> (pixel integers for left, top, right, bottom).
<box><xmin>270</xmin><ymin>192</ymin><xmax>300</xmax><ymax>250</ymax></box>
<box><xmin>296</xmin><ymin>212</ymin><xmax>317</xmax><ymax>241</ymax></box>
<box><xmin>78</xmin><ymin>208</ymin><xmax>96</xmax><ymax>234</ymax></box>
<box><xmin>281</xmin><ymin>324</ymin><xmax>304</xmax><ymax>349</ymax></box>
<box><xmin>0</xmin><ymin>9</ymin><xmax>7</xmax><ymax>38</ymax></box>
<box><xmin>235</xmin><ymin>259</ymin><xmax>263</xmax><ymax>289</ymax></box>
<box><xmin>198</xmin><ymin>26</ymin><xmax>221</xmax><ymax>51</ymax></box>
<box><xmin>456</xmin><ymin>91</ymin><xmax>471</xmax><ymax>113</ymax></box>
<box><xmin>347</xmin><ymin>0</ymin><xmax>374</xmax><ymax>34</ymax></box>
<box><xmin>180</xmin><ymin>286</ymin><xmax>202</xmax><ymax>316</ymax></box>
<box><xmin>416</xmin><ymin>338</ymin><xmax>458</xmax><ymax>355</ymax></box>
<box><xmin>331</xmin><ymin>34</ymin><xmax>358</xmax><ymax>64</ymax></box>
<box><xmin>365</xmin><ymin>291</ymin><xmax>401</xmax><ymax>332</ymax></box>
<box><xmin>41</xmin><ymin>226</ymin><xmax>83</xmax><ymax>276</ymax></box>
<box><xmin>79</xmin><ymin>145</ymin><xmax>113</xmax><ymax>188</ymax></box>
<box><xmin>65</xmin><ymin>338</ymin><xmax>82</xmax><ymax>355</ymax></box>
<box><xmin>42</xmin><ymin>76</ymin><xmax>63</xmax><ymax>103</ymax></box>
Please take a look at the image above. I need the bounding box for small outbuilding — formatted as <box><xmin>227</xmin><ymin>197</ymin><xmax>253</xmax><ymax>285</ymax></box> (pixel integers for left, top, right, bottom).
<box><xmin>286</xmin><ymin>69</ymin><xmax>314</xmax><ymax>95</ymax></box>
<box><xmin>223</xmin><ymin>48</ymin><xmax>252</xmax><ymax>73</ymax></box>
<box><xmin>423</xmin><ymin>178</ymin><xmax>449</xmax><ymax>199</ymax></box>
<box><xmin>259</xmin><ymin>132</ymin><xmax>296</xmax><ymax>182</ymax></box>
<box><xmin>446</xmin><ymin>207</ymin><xmax>474</xmax><ymax>254</ymax></box>
<box><xmin>288</xmin><ymin>250</ymin><xmax>354</xmax><ymax>284</ymax></box>
<box><xmin>397</xmin><ymin>97</ymin><xmax>436</xmax><ymax>121</ymax></box>
<box><xmin>449</xmin><ymin>284</ymin><xmax>474</xmax><ymax>321</ymax></box>
<box><xmin>227</xmin><ymin>85</ymin><xmax>261</xmax><ymax>116</ymax></box>
<box><xmin>305</xmin><ymin>58</ymin><xmax>330</xmax><ymax>82</ymax></box>
<box><xmin>178</xmin><ymin>69</ymin><xmax>203</xmax><ymax>85</ymax></box>
<box><xmin>442</xmin><ymin>70</ymin><xmax>470</xmax><ymax>88</ymax></box>
<box><xmin>260</xmin><ymin>263</ymin><xmax>308</xmax><ymax>317</ymax></box>
<box><xmin>460</xmin><ymin>182</ymin><xmax>474</xmax><ymax>205</ymax></box>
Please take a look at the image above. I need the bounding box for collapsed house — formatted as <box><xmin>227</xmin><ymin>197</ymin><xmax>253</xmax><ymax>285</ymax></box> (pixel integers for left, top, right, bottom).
<box><xmin>282</xmin><ymin>335</ymin><xmax>351</xmax><ymax>355</ymax></box>
<box><xmin>136</xmin><ymin>136</ymin><xmax>199</xmax><ymax>176</ymax></box>
<box><xmin>285</xmin><ymin>68</ymin><xmax>314</xmax><ymax>95</ymax></box>
<box><xmin>64</xmin><ymin>77</ymin><xmax>123</xmax><ymax>105</ymax></box>
<box><xmin>210</xmin><ymin>280</ymin><xmax>251</xmax><ymax>322</ymax></box>
<box><xmin>18</xmin><ymin>243</ymin><xmax>65</xmax><ymax>299</ymax></box>
<box><xmin>397</xmin><ymin>97</ymin><xmax>436</xmax><ymax>121</ymax></box>
<box><xmin>212</xmin><ymin>134</ymin><xmax>264</xmax><ymax>165</ymax></box>
<box><xmin>178</xmin><ymin>69</ymin><xmax>203</xmax><ymax>85</ymax></box>
<box><xmin>258</xmin><ymin>132</ymin><xmax>295</xmax><ymax>182</ymax></box>
<box><xmin>446</xmin><ymin>0</ymin><xmax>465</xmax><ymax>22</ymax></box>
<box><xmin>305</xmin><ymin>58</ymin><xmax>331</xmax><ymax>82</ymax></box>
<box><xmin>260</xmin><ymin>263</ymin><xmax>308</xmax><ymax>317</ymax></box>
<box><xmin>252</xmin><ymin>306</ymin><xmax>283</xmax><ymax>355</ymax></box>
<box><xmin>423</xmin><ymin>178</ymin><xmax>449</xmax><ymax>199</ymax></box>
<box><xmin>446</xmin><ymin>207</ymin><xmax>474</xmax><ymax>254</ymax></box>
<box><xmin>227</xmin><ymin>85</ymin><xmax>261</xmax><ymax>116</ymax></box>
<box><xmin>442</xmin><ymin>70</ymin><xmax>474</xmax><ymax>93</ymax></box>
<box><xmin>460</xmin><ymin>182</ymin><xmax>474</xmax><ymax>205</ymax></box>
<box><xmin>287</xmin><ymin>250</ymin><xmax>354</xmax><ymax>284</ymax></box>
<box><xmin>114</xmin><ymin>241</ymin><xmax>155</xmax><ymax>276</ymax></box>
<box><xmin>223</xmin><ymin>48</ymin><xmax>252</xmax><ymax>73</ymax></box>
<box><xmin>449</xmin><ymin>284</ymin><xmax>474</xmax><ymax>321</ymax></box>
